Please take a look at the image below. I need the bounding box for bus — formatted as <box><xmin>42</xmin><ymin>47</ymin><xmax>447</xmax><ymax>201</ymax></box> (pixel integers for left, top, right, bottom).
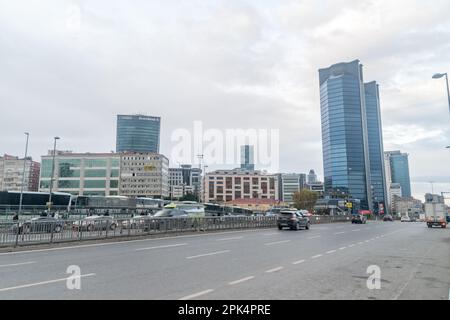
<box><xmin>0</xmin><ymin>191</ymin><xmax>72</xmax><ymax>213</ymax></box>
<box><xmin>136</xmin><ymin>198</ymin><xmax>165</xmax><ymax>214</ymax></box>
<box><xmin>71</xmin><ymin>195</ymin><xmax>137</xmax><ymax>215</ymax></box>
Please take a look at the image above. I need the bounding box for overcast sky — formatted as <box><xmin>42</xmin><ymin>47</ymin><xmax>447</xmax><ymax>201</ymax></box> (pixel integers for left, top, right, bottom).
<box><xmin>1</xmin><ymin>0</ymin><xmax>449</xmax><ymax>201</ymax></box>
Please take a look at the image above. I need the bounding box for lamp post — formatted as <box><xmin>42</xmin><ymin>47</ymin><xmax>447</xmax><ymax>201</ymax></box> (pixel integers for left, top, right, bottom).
<box><xmin>18</xmin><ymin>132</ymin><xmax>30</xmax><ymax>219</ymax></box>
<box><xmin>203</xmin><ymin>165</ymin><xmax>209</xmax><ymax>203</ymax></box>
<box><xmin>48</xmin><ymin>136</ymin><xmax>60</xmax><ymax>213</ymax></box>
<box><xmin>432</xmin><ymin>73</ymin><xmax>450</xmax><ymax>116</ymax></box>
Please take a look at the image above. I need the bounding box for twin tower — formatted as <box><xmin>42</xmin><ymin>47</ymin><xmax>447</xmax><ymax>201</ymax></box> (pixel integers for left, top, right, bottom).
<box><xmin>319</xmin><ymin>60</ymin><xmax>387</xmax><ymax>213</ymax></box>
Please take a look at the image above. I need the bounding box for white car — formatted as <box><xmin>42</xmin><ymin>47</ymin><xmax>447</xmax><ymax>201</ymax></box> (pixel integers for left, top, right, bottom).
<box><xmin>401</xmin><ymin>216</ymin><xmax>411</xmax><ymax>222</ymax></box>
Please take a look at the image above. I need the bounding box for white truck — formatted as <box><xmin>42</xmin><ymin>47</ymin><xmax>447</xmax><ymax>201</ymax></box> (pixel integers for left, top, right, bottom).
<box><xmin>424</xmin><ymin>202</ymin><xmax>447</xmax><ymax>228</ymax></box>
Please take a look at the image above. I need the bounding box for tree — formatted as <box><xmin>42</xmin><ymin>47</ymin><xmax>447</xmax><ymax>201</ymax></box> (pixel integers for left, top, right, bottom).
<box><xmin>179</xmin><ymin>193</ymin><xmax>199</xmax><ymax>202</ymax></box>
<box><xmin>293</xmin><ymin>189</ymin><xmax>319</xmax><ymax>212</ymax></box>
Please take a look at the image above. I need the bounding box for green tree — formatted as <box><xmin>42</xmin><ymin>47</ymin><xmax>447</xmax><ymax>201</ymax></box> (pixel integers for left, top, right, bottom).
<box><xmin>293</xmin><ymin>189</ymin><xmax>319</xmax><ymax>212</ymax></box>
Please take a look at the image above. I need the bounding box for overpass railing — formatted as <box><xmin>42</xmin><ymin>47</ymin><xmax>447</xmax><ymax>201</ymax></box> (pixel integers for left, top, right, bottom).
<box><xmin>0</xmin><ymin>215</ymin><xmax>352</xmax><ymax>248</ymax></box>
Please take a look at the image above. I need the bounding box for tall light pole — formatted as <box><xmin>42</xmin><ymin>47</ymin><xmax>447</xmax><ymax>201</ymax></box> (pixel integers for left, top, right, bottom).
<box><xmin>48</xmin><ymin>136</ymin><xmax>60</xmax><ymax>213</ymax></box>
<box><xmin>203</xmin><ymin>165</ymin><xmax>209</xmax><ymax>203</ymax></box>
<box><xmin>432</xmin><ymin>73</ymin><xmax>450</xmax><ymax>116</ymax></box>
<box><xmin>18</xmin><ymin>132</ymin><xmax>30</xmax><ymax>219</ymax></box>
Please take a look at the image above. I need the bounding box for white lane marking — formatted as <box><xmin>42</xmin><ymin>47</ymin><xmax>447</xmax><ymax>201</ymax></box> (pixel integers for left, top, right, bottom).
<box><xmin>292</xmin><ymin>259</ymin><xmax>305</xmax><ymax>265</ymax></box>
<box><xmin>311</xmin><ymin>254</ymin><xmax>323</xmax><ymax>259</ymax></box>
<box><xmin>352</xmin><ymin>229</ymin><xmax>361</xmax><ymax>232</ymax></box>
<box><xmin>365</xmin><ymin>240</ymin><xmax>370</xmax><ymax>243</ymax></box>
<box><xmin>334</xmin><ymin>232</ymin><xmax>345</xmax><ymax>235</ymax></box>
<box><xmin>265</xmin><ymin>240</ymin><xmax>291</xmax><ymax>246</ymax></box>
<box><xmin>263</xmin><ymin>233</ymin><xmax>278</xmax><ymax>236</ymax></box>
<box><xmin>307</xmin><ymin>236</ymin><xmax>321</xmax><ymax>239</ymax></box>
<box><xmin>216</xmin><ymin>236</ymin><xmax>243</xmax><ymax>241</ymax></box>
<box><xmin>348</xmin><ymin>244</ymin><xmax>355</xmax><ymax>248</ymax></box>
<box><xmin>228</xmin><ymin>276</ymin><xmax>255</xmax><ymax>285</ymax></box>
<box><xmin>358</xmin><ymin>242</ymin><xmax>364</xmax><ymax>245</ymax></box>
<box><xmin>135</xmin><ymin>243</ymin><xmax>187</xmax><ymax>251</ymax></box>
<box><xmin>0</xmin><ymin>261</ymin><xmax>36</xmax><ymax>268</ymax></box>
<box><xmin>0</xmin><ymin>273</ymin><xmax>95</xmax><ymax>292</ymax></box>
<box><xmin>0</xmin><ymin>228</ymin><xmax>274</xmax><ymax>256</ymax></box>
<box><xmin>339</xmin><ymin>247</ymin><xmax>347</xmax><ymax>250</ymax></box>
<box><xmin>265</xmin><ymin>266</ymin><xmax>284</xmax><ymax>273</ymax></box>
<box><xmin>326</xmin><ymin>250</ymin><xmax>336</xmax><ymax>254</ymax></box>
<box><xmin>179</xmin><ymin>289</ymin><xmax>214</xmax><ymax>300</ymax></box>
<box><xmin>186</xmin><ymin>250</ymin><xmax>230</xmax><ymax>260</ymax></box>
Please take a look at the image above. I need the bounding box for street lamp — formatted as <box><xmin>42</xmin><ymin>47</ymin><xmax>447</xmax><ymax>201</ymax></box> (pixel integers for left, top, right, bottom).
<box><xmin>18</xmin><ymin>132</ymin><xmax>30</xmax><ymax>219</ymax></box>
<box><xmin>48</xmin><ymin>136</ymin><xmax>60</xmax><ymax>213</ymax></box>
<box><xmin>432</xmin><ymin>73</ymin><xmax>450</xmax><ymax>116</ymax></box>
<box><xmin>203</xmin><ymin>165</ymin><xmax>209</xmax><ymax>203</ymax></box>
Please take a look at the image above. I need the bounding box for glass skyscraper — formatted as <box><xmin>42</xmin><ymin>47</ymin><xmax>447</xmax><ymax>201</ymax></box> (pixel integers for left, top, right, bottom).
<box><xmin>240</xmin><ymin>145</ymin><xmax>255</xmax><ymax>171</ymax></box>
<box><xmin>116</xmin><ymin>115</ymin><xmax>161</xmax><ymax>153</ymax></box>
<box><xmin>365</xmin><ymin>81</ymin><xmax>388</xmax><ymax>213</ymax></box>
<box><xmin>319</xmin><ymin>60</ymin><xmax>387</xmax><ymax>212</ymax></box>
<box><xmin>385</xmin><ymin>151</ymin><xmax>411</xmax><ymax>197</ymax></box>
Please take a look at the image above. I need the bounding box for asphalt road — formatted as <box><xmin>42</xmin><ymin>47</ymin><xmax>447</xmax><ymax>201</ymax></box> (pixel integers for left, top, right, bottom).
<box><xmin>0</xmin><ymin>221</ymin><xmax>448</xmax><ymax>300</ymax></box>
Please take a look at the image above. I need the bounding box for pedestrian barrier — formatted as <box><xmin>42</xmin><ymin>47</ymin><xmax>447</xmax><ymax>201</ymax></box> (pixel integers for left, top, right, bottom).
<box><xmin>0</xmin><ymin>215</ymin><xmax>352</xmax><ymax>248</ymax></box>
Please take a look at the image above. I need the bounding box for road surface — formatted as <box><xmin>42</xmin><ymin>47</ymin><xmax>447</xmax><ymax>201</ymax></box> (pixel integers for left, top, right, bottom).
<box><xmin>0</xmin><ymin>221</ymin><xmax>449</xmax><ymax>300</ymax></box>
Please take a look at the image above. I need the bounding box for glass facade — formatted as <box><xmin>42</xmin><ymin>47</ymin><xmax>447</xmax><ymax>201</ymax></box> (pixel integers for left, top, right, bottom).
<box><xmin>389</xmin><ymin>152</ymin><xmax>411</xmax><ymax>197</ymax></box>
<box><xmin>39</xmin><ymin>154</ymin><xmax>120</xmax><ymax>196</ymax></box>
<box><xmin>364</xmin><ymin>82</ymin><xmax>387</xmax><ymax>211</ymax></box>
<box><xmin>116</xmin><ymin>115</ymin><xmax>161</xmax><ymax>153</ymax></box>
<box><xmin>319</xmin><ymin>60</ymin><xmax>387</xmax><ymax>211</ymax></box>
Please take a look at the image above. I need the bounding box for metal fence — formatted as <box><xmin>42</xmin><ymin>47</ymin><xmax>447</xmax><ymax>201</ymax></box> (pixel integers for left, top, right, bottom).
<box><xmin>0</xmin><ymin>215</ymin><xmax>352</xmax><ymax>248</ymax></box>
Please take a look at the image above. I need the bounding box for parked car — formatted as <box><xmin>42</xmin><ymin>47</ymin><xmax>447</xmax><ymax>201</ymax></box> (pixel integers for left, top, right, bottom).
<box><xmin>12</xmin><ymin>216</ymin><xmax>65</xmax><ymax>234</ymax></box>
<box><xmin>383</xmin><ymin>214</ymin><xmax>394</xmax><ymax>222</ymax></box>
<box><xmin>351</xmin><ymin>214</ymin><xmax>367</xmax><ymax>224</ymax></box>
<box><xmin>277</xmin><ymin>210</ymin><xmax>310</xmax><ymax>231</ymax></box>
<box><xmin>401</xmin><ymin>216</ymin><xmax>411</xmax><ymax>222</ymax></box>
<box><xmin>73</xmin><ymin>215</ymin><xmax>118</xmax><ymax>231</ymax></box>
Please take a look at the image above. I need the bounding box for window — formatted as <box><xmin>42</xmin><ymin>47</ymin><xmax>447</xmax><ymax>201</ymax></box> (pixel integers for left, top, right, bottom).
<box><xmin>58</xmin><ymin>180</ymin><xmax>80</xmax><ymax>188</ymax></box>
<box><xmin>84</xmin><ymin>180</ymin><xmax>106</xmax><ymax>188</ymax></box>
<box><xmin>110</xmin><ymin>180</ymin><xmax>119</xmax><ymax>188</ymax></box>
<box><xmin>84</xmin><ymin>169</ymin><xmax>107</xmax><ymax>177</ymax></box>
<box><xmin>84</xmin><ymin>159</ymin><xmax>107</xmax><ymax>168</ymax></box>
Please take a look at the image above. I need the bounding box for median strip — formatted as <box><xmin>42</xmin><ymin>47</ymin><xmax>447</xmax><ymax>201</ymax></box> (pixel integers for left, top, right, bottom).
<box><xmin>186</xmin><ymin>250</ymin><xmax>230</xmax><ymax>259</ymax></box>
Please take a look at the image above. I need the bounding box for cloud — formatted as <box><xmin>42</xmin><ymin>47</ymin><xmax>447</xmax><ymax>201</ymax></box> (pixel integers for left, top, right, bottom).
<box><xmin>0</xmin><ymin>0</ymin><xmax>449</xmax><ymax>196</ymax></box>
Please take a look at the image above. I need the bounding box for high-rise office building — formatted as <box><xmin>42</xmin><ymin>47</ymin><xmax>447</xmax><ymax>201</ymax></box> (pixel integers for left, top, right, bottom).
<box><xmin>319</xmin><ymin>60</ymin><xmax>387</xmax><ymax>212</ymax></box>
<box><xmin>116</xmin><ymin>114</ymin><xmax>161</xmax><ymax>153</ymax></box>
<box><xmin>307</xmin><ymin>169</ymin><xmax>317</xmax><ymax>184</ymax></box>
<box><xmin>364</xmin><ymin>81</ymin><xmax>388</xmax><ymax>213</ymax></box>
<box><xmin>384</xmin><ymin>151</ymin><xmax>411</xmax><ymax>197</ymax></box>
<box><xmin>240</xmin><ymin>145</ymin><xmax>255</xmax><ymax>171</ymax></box>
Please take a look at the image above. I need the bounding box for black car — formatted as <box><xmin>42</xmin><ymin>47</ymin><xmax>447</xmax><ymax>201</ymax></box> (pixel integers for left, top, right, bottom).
<box><xmin>13</xmin><ymin>216</ymin><xmax>65</xmax><ymax>234</ymax></box>
<box><xmin>277</xmin><ymin>210</ymin><xmax>310</xmax><ymax>231</ymax></box>
<box><xmin>383</xmin><ymin>214</ymin><xmax>393</xmax><ymax>222</ymax></box>
<box><xmin>351</xmin><ymin>214</ymin><xmax>367</xmax><ymax>224</ymax></box>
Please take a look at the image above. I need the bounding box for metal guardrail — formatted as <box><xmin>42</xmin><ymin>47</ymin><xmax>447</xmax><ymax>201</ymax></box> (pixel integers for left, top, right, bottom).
<box><xmin>0</xmin><ymin>215</ymin><xmax>352</xmax><ymax>248</ymax></box>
